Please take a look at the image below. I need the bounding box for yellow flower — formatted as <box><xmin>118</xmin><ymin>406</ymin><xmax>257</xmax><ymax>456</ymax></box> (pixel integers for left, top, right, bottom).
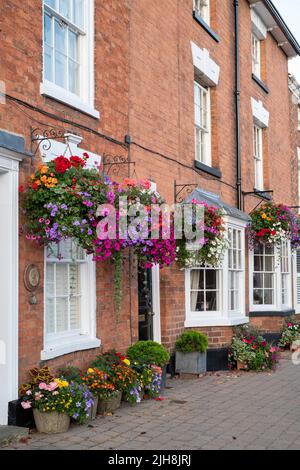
<box><xmin>261</xmin><ymin>213</ymin><xmax>267</xmax><ymax>219</ymax></box>
<box><xmin>123</xmin><ymin>359</ymin><xmax>130</xmax><ymax>366</ymax></box>
<box><xmin>40</xmin><ymin>166</ymin><xmax>48</xmax><ymax>174</ymax></box>
<box><xmin>87</xmin><ymin>368</ymin><xmax>94</xmax><ymax>374</ymax></box>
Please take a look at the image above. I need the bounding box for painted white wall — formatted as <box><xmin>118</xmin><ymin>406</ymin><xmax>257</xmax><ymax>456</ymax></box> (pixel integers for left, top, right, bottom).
<box><xmin>0</xmin><ymin>150</ymin><xmax>21</xmax><ymax>425</ymax></box>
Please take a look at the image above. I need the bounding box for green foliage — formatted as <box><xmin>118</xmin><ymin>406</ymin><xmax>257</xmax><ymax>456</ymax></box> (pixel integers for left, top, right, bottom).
<box><xmin>175</xmin><ymin>330</ymin><xmax>208</xmax><ymax>353</ymax></box>
<box><xmin>233</xmin><ymin>324</ymin><xmax>261</xmax><ymax>341</ymax></box>
<box><xmin>228</xmin><ymin>336</ymin><xmax>279</xmax><ymax>371</ymax></box>
<box><xmin>279</xmin><ymin>320</ymin><xmax>300</xmax><ymax>348</ymax></box>
<box><xmin>91</xmin><ymin>350</ymin><xmax>120</xmax><ymax>374</ymax></box>
<box><xmin>127</xmin><ymin>341</ymin><xmax>170</xmax><ymax>367</ymax></box>
<box><xmin>55</xmin><ymin>366</ymin><xmax>82</xmax><ymax>383</ymax></box>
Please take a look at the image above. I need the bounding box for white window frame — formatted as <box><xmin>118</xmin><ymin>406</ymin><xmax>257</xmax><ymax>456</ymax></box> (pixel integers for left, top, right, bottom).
<box><xmin>249</xmin><ymin>242</ymin><xmax>292</xmax><ymax>313</ymax></box>
<box><xmin>41</xmin><ymin>0</ymin><xmax>99</xmax><ymax>119</ymax></box>
<box><xmin>293</xmin><ymin>249</ymin><xmax>300</xmax><ymax>314</ymax></box>
<box><xmin>42</xmin><ymin>241</ymin><xmax>99</xmax><ymax>360</ymax></box>
<box><xmin>194</xmin><ymin>81</ymin><xmax>211</xmax><ymax>167</ymax></box>
<box><xmin>185</xmin><ymin>217</ymin><xmax>248</xmax><ymax>327</ymax></box>
<box><xmin>40</xmin><ymin>138</ymin><xmax>100</xmax><ymax>360</ymax></box>
<box><xmin>252</xmin><ymin>33</ymin><xmax>261</xmax><ymax>79</ymax></box>
<box><xmin>194</xmin><ymin>0</ymin><xmax>210</xmax><ymax>25</ymax></box>
<box><xmin>298</xmin><ymin>148</ymin><xmax>300</xmax><ymax>215</ymax></box>
<box><xmin>253</xmin><ymin>124</ymin><xmax>264</xmax><ymax>191</ymax></box>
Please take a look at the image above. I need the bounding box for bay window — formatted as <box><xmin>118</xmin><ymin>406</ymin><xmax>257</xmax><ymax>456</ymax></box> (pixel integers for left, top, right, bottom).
<box><xmin>185</xmin><ymin>220</ymin><xmax>247</xmax><ymax>327</ymax></box>
<box><xmin>41</xmin><ymin>0</ymin><xmax>99</xmax><ymax>118</ymax></box>
<box><xmin>42</xmin><ymin>238</ymin><xmax>99</xmax><ymax>360</ymax></box>
<box><xmin>194</xmin><ymin>81</ymin><xmax>211</xmax><ymax>166</ymax></box>
<box><xmin>250</xmin><ymin>241</ymin><xmax>292</xmax><ymax>312</ymax></box>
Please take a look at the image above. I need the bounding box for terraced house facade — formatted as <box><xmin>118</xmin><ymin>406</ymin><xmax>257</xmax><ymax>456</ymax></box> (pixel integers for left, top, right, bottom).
<box><xmin>0</xmin><ymin>0</ymin><xmax>299</xmax><ymax>424</ymax></box>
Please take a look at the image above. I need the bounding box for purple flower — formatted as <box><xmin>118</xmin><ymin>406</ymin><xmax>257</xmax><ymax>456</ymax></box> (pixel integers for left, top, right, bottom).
<box><xmin>72</xmin><ymin>413</ymin><xmax>79</xmax><ymax>419</ymax></box>
<box><xmin>73</xmin><ymin>220</ymin><xmax>81</xmax><ymax>226</ymax></box>
<box><xmin>61</xmin><ymin>203</ymin><xmax>68</xmax><ymax>210</ymax></box>
<box><xmin>83</xmin><ymin>200</ymin><xmax>93</xmax><ymax>207</ymax></box>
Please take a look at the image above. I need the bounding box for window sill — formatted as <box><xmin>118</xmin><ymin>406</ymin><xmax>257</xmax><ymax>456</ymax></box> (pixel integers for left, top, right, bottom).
<box><xmin>40</xmin><ymin>81</ymin><xmax>100</xmax><ymax>119</ymax></box>
<box><xmin>194</xmin><ymin>160</ymin><xmax>222</xmax><ymax>178</ymax></box>
<box><xmin>41</xmin><ymin>335</ymin><xmax>101</xmax><ymax>361</ymax></box>
<box><xmin>252</xmin><ymin>74</ymin><xmax>269</xmax><ymax>94</ymax></box>
<box><xmin>249</xmin><ymin>309</ymin><xmax>295</xmax><ymax>318</ymax></box>
<box><xmin>185</xmin><ymin>316</ymin><xmax>249</xmax><ymax>328</ymax></box>
<box><xmin>193</xmin><ymin>12</ymin><xmax>220</xmax><ymax>43</ymax></box>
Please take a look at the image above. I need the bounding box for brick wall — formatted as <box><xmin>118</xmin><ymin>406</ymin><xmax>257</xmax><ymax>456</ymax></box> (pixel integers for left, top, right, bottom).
<box><xmin>0</xmin><ymin>0</ymin><xmax>298</xmax><ymax>383</ymax></box>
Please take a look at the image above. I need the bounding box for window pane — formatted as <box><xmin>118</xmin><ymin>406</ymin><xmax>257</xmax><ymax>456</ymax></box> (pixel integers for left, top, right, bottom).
<box><xmin>206</xmin><ymin>291</ymin><xmax>217</xmax><ymax>311</ymax></box>
<box><xmin>56</xmin><ymin>297</ymin><xmax>69</xmax><ymax>332</ymax></box>
<box><xmin>69</xmin><ymin>263</ymin><xmax>80</xmax><ymax>295</ymax></box>
<box><xmin>56</xmin><ymin>264</ymin><xmax>68</xmax><ymax>295</ymax></box>
<box><xmin>254</xmin><ymin>255</ymin><xmax>263</xmax><ymax>272</ymax></box>
<box><xmin>68</xmin><ymin>30</ymin><xmax>78</xmax><ymax>60</ymax></box>
<box><xmin>44</xmin><ymin>13</ymin><xmax>52</xmax><ymax>45</ymax></box>
<box><xmin>44</xmin><ymin>0</ymin><xmax>56</xmax><ymax>8</ymax></box>
<box><xmin>46</xmin><ymin>298</ymin><xmax>55</xmax><ymax>334</ymax></box>
<box><xmin>264</xmin><ymin>273</ymin><xmax>273</xmax><ymax>289</ymax></box>
<box><xmin>253</xmin><ymin>273</ymin><xmax>263</xmax><ymax>289</ymax></box>
<box><xmin>191</xmin><ymin>291</ymin><xmax>204</xmax><ymax>311</ymax></box>
<box><xmin>264</xmin><ymin>256</ymin><xmax>274</xmax><ymax>272</ymax></box>
<box><xmin>73</xmin><ymin>0</ymin><xmax>83</xmax><ymax>28</ymax></box>
<box><xmin>68</xmin><ymin>60</ymin><xmax>79</xmax><ymax>94</ymax></box>
<box><xmin>191</xmin><ymin>269</ymin><xmax>203</xmax><ymax>290</ymax></box>
<box><xmin>55</xmin><ymin>51</ymin><xmax>67</xmax><ymax>88</ymax></box>
<box><xmin>70</xmin><ymin>297</ymin><xmax>80</xmax><ymax>329</ymax></box>
<box><xmin>254</xmin><ymin>244</ymin><xmax>264</xmax><ymax>255</ymax></box>
<box><xmin>206</xmin><ymin>269</ymin><xmax>216</xmax><ymax>290</ymax></box>
<box><xmin>55</xmin><ymin>19</ymin><xmax>66</xmax><ymax>53</ymax></box>
<box><xmin>46</xmin><ymin>263</ymin><xmax>55</xmax><ymax>295</ymax></box>
<box><xmin>264</xmin><ymin>290</ymin><xmax>274</xmax><ymax>305</ymax></box>
<box><xmin>59</xmin><ymin>0</ymin><xmax>71</xmax><ymax>19</ymax></box>
<box><xmin>253</xmin><ymin>289</ymin><xmax>263</xmax><ymax>305</ymax></box>
<box><xmin>44</xmin><ymin>45</ymin><xmax>53</xmax><ymax>82</ymax></box>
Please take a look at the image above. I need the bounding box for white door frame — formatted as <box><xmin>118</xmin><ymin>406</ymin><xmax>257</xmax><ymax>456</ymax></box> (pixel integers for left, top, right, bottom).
<box><xmin>151</xmin><ymin>265</ymin><xmax>161</xmax><ymax>343</ymax></box>
<box><xmin>0</xmin><ymin>148</ymin><xmax>22</xmax><ymax>425</ymax></box>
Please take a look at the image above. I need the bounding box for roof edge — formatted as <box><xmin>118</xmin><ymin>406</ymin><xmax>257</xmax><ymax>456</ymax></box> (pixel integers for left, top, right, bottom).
<box><xmin>264</xmin><ymin>0</ymin><xmax>300</xmax><ymax>56</ymax></box>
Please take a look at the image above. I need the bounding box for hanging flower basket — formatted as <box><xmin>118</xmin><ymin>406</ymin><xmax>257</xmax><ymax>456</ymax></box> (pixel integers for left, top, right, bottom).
<box><xmin>21</xmin><ymin>156</ymin><xmax>177</xmax><ymax>311</ymax></box>
<box><xmin>176</xmin><ymin>199</ymin><xmax>228</xmax><ymax>268</ymax></box>
<box><xmin>248</xmin><ymin>202</ymin><xmax>299</xmax><ymax>248</ymax></box>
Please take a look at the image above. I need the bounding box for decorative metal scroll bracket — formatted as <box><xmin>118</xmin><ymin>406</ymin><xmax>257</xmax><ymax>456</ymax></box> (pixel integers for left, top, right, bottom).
<box><xmin>102</xmin><ymin>153</ymin><xmax>136</xmax><ymax>178</ymax></box>
<box><xmin>30</xmin><ymin>127</ymin><xmax>67</xmax><ymax>157</ymax></box>
<box><xmin>174</xmin><ymin>180</ymin><xmax>198</xmax><ymax>204</ymax></box>
<box><xmin>242</xmin><ymin>189</ymin><xmax>273</xmax><ymax>212</ymax></box>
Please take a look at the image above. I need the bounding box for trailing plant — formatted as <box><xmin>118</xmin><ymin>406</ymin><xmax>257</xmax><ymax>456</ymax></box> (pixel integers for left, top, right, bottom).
<box><xmin>127</xmin><ymin>340</ymin><xmax>170</xmax><ymax>367</ymax></box>
<box><xmin>175</xmin><ymin>330</ymin><xmax>208</xmax><ymax>353</ymax></box>
<box><xmin>176</xmin><ymin>200</ymin><xmax>228</xmax><ymax>268</ymax></box>
<box><xmin>248</xmin><ymin>202</ymin><xmax>299</xmax><ymax>248</ymax></box>
<box><xmin>55</xmin><ymin>366</ymin><xmax>82</xmax><ymax>383</ymax></box>
<box><xmin>279</xmin><ymin>321</ymin><xmax>300</xmax><ymax>348</ymax></box>
<box><xmin>228</xmin><ymin>336</ymin><xmax>279</xmax><ymax>371</ymax></box>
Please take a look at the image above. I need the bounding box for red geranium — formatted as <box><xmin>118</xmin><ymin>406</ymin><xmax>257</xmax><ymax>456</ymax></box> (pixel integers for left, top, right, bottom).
<box><xmin>54</xmin><ymin>156</ymin><xmax>71</xmax><ymax>174</ymax></box>
<box><xmin>70</xmin><ymin>156</ymin><xmax>86</xmax><ymax>168</ymax></box>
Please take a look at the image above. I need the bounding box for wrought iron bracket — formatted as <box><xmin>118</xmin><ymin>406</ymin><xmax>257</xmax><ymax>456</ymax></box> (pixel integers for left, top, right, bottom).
<box><xmin>31</xmin><ymin>127</ymin><xmax>66</xmax><ymax>157</ymax></box>
<box><xmin>174</xmin><ymin>180</ymin><xmax>198</xmax><ymax>203</ymax></box>
<box><xmin>102</xmin><ymin>153</ymin><xmax>136</xmax><ymax>177</ymax></box>
<box><xmin>242</xmin><ymin>189</ymin><xmax>273</xmax><ymax>212</ymax></box>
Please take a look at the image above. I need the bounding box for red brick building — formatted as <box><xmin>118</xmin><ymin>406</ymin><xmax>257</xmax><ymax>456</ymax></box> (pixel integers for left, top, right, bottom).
<box><xmin>0</xmin><ymin>0</ymin><xmax>299</xmax><ymax>424</ymax></box>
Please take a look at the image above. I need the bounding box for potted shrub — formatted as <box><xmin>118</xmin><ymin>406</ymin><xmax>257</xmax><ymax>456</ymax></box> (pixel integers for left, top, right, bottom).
<box><xmin>20</xmin><ymin>378</ymin><xmax>89</xmax><ymax>433</ymax></box>
<box><xmin>82</xmin><ymin>367</ymin><xmax>122</xmax><ymax>414</ymax></box>
<box><xmin>127</xmin><ymin>341</ymin><xmax>170</xmax><ymax>389</ymax></box>
<box><xmin>175</xmin><ymin>330</ymin><xmax>208</xmax><ymax>374</ymax></box>
<box><xmin>228</xmin><ymin>336</ymin><xmax>279</xmax><ymax>371</ymax></box>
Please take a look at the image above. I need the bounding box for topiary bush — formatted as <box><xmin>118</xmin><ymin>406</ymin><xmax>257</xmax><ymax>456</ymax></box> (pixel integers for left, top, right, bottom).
<box><xmin>175</xmin><ymin>330</ymin><xmax>208</xmax><ymax>353</ymax></box>
<box><xmin>127</xmin><ymin>341</ymin><xmax>170</xmax><ymax>367</ymax></box>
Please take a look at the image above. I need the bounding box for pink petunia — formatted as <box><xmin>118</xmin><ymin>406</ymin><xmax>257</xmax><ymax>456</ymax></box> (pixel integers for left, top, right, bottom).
<box><xmin>39</xmin><ymin>382</ymin><xmax>48</xmax><ymax>390</ymax></box>
<box><xmin>21</xmin><ymin>401</ymin><xmax>32</xmax><ymax>409</ymax></box>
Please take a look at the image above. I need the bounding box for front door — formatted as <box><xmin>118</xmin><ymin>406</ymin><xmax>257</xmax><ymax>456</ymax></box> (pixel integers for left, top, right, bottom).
<box><xmin>138</xmin><ymin>268</ymin><xmax>154</xmax><ymax>340</ymax></box>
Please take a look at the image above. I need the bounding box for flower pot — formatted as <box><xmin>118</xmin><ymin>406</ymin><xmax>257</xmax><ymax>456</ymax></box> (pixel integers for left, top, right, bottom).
<box><xmin>97</xmin><ymin>391</ymin><xmax>122</xmax><ymax>414</ymax></box>
<box><xmin>87</xmin><ymin>396</ymin><xmax>98</xmax><ymax>420</ymax></box>
<box><xmin>33</xmin><ymin>409</ymin><xmax>70</xmax><ymax>434</ymax></box>
<box><xmin>290</xmin><ymin>342</ymin><xmax>300</xmax><ymax>352</ymax></box>
<box><xmin>236</xmin><ymin>360</ymin><xmax>248</xmax><ymax>370</ymax></box>
<box><xmin>175</xmin><ymin>351</ymin><xmax>207</xmax><ymax>375</ymax></box>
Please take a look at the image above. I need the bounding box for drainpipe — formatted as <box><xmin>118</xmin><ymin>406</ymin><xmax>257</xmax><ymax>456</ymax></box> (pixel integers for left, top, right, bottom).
<box><xmin>234</xmin><ymin>0</ymin><xmax>242</xmax><ymax>210</ymax></box>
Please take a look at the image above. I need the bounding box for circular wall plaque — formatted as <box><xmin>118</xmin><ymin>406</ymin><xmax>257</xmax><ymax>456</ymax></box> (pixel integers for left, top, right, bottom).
<box><xmin>24</xmin><ymin>264</ymin><xmax>40</xmax><ymax>292</ymax></box>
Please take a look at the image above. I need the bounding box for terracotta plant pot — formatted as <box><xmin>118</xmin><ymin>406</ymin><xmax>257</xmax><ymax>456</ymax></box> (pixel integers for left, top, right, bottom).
<box><xmin>236</xmin><ymin>360</ymin><xmax>248</xmax><ymax>370</ymax></box>
<box><xmin>97</xmin><ymin>391</ymin><xmax>122</xmax><ymax>414</ymax></box>
<box><xmin>33</xmin><ymin>409</ymin><xmax>70</xmax><ymax>434</ymax></box>
<box><xmin>87</xmin><ymin>396</ymin><xmax>98</xmax><ymax>420</ymax></box>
